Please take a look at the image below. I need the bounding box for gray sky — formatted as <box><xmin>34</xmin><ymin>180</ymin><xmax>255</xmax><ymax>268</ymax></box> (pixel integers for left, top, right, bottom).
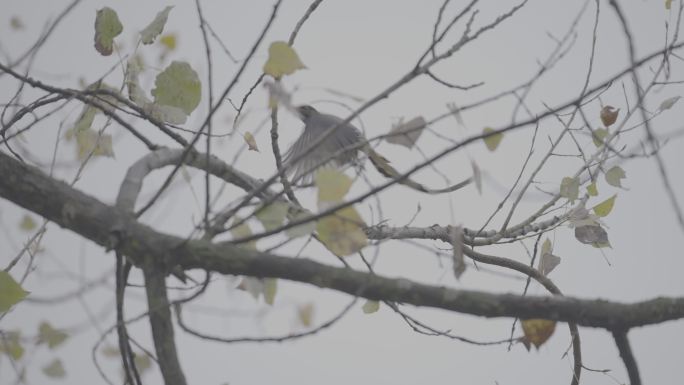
<box><xmin>1</xmin><ymin>1</ymin><xmax>684</xmax><ymax>384</ymax></box>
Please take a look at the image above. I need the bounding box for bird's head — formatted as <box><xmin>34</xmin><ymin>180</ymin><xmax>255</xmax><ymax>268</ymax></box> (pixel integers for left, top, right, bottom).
<box><xmin>295</xmin><ymin>105</ymin><xmax>318</xmax><ymax>121</ymax></box>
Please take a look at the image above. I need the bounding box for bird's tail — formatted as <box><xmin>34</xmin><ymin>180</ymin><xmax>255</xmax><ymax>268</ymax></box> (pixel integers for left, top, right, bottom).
<box><xmin>363</xmin><ymin>146</ymin><xmax>471</xmax><ymax>194</ymax></box>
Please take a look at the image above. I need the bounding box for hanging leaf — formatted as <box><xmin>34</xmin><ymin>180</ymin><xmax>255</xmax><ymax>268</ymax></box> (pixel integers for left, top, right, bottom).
<box><xmin>159</xmin><ymin>34</ymin><xmax>177</xmax><ymax>50</ymax></box>
<box><xmin>76</xmin><ymin>129</ymin><xmax>114</xmax><ymax>160</ymax></box>
<box><xmin>538</xmin><ymin>238</ymin><xmax>561</xmax><ymax>276</ymax></box>
<box><xmin>152</xmin><ymin>61</ymin><xmax>201</xmax><ymax>115</ymax></box>
<box><xmin>575</xmin><ymin>225</ymin><xmax>611</xmax><ymax>248</ymax></box>
<box><xmin>559</xmin><ymin>177</ymin><xmax>580</xmax><ymax>202</ymax></box>
<box><xmin>521</xmin><ymin>319</ymin><xmax>556</xmax><ymax>349</ymax></box>
<box><xmin>285</xmin><ymin>208</ymin><xmax>317</xmax><ymax>239</ymax></box>
<box><xmin>592</xmin><ymin>128</ymin><xmax>609</xmax><ymax>147</ymax></box>
<box><xmin>37</xmin><ymin>322</ymin><xmax>68</xmax><ymax>349</ymax></box>
<box><xmin>568</xmin><ymin>204</ymin><xmax>601</xmax><ymax>228</ymax></box>
<box><xmin>238</xmin><ymin>277</ymin><xmax>264</xmax><ymax>300</ymax></box>
<box><xmin>482</xmin><ymin>127</ymin><xmax>503</xmax><ymax>151</ymax></box>
<box><xmin>586</xmin><ymin>181</ymin><xmax>598</xmax><ymax>196</ymax></box>
<box><xmin>297</xmin><ymin>303</ymin><xmax>315</xmax><ymax>327</ymax></box>
<box><xmin>316</xmin><ymin>169</ymin><xmax>353</xmax><ymax>203</ymax></box>
<box><xmin>263</xmin><ymin>41</ymin><xmax>306</xmax><ymax>79</ymax></box>
<box><xmin>133</xmin><ymin>353</ymin><xmax>152</xmax><ymax>373</ymax></box>
<box><xmin>659</xmin><ymin>96</ymin><xmax>680</xmax><ymax>111</ymax></box>
<box><xmin>0</xmin><ymin>271</ymin><xmax>29</xmax><ymax>312</ymax></box>
<box><xmin>667</xmin><ymin>0</ymin><xmax>673</xmax><ymax>9</ymax></box>
<box><xmin>255</xmin><ymin>202</ymin><xmax>289</xmax><ymax>231</ymax></box>
<box><xmin>362</xmin><ymin>300</ymin><xmax>380</xmax><ymax>314</ymax></box>
<box><xmin>600</xmin><ymin>106</ymin><xmax>619</xmax><ymax>127</ymax></box>
<box><xmin>42</xmin><ymin>359</ymin><xmax>66</xmax><ymax>379</ymax></box>
<box><xmin>19</xmin><ymin>214</ymin><xmax>36</xmax><ymax>232</ymax></box>
<box><xmin>94</xmin><ymin>7</ymin><xmax>123</xmax><ymax>56</ymax></box>
<box><xmin>10</xmin><ymin>16</ymin><xmax>24</xmax><ymax>31</ymax></box>
<box><xmin>605</xmin><ymin>166</ymin><xmax>626</xmax><ymax>188</ymax></box>
<box><xmin>316</xmin><ymin>207</ymin><xmax>368</xmax><ymax>257</ymax></box>
<box><xmin>140</xmin><ymin>6</ymin><xmax>173</xmax><ymax>44</ymax></box>
<box><xmin>0</xmin><ymin>331</ymin><xmax>24</xmax><ymax>360</ymax></box>
<box><xmin>243</xmin><ymin>132</ymin><xmax>259</xmax><ymax>152</ymax></box>
<box><xmin>471</xmin><ymin>161</ymin><xmax>483</xmax><ymax>195</ymax></box>
<box><xmin>263</xmin><ymin>278</ymin><xmax>277</xmax><ymax>305</ymax></box>
<box><xmin>229</xmin><ymin>217</ymin><xmax>257</xmax><ymax>250</ymax></box>
<box><xmin>592</xmin><ymin>195</ymin><xmax>617</xmax><ymax>217</ymax></box>
<box><xmin>446</xmin><ymin>102</ymin><xmax>465</xmax><ymax>126</ymax></box>
<box><xmin>385</xmin><ymin>116</ymin><xmax>426</xmax><ymax>149</ymax></box>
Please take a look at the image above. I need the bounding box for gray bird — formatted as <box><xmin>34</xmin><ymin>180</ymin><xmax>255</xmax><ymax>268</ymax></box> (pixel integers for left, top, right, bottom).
<box><xmin>284</xmin><ymin>105</ymin><xmax>471</xmax><ymax>194</ymax></box>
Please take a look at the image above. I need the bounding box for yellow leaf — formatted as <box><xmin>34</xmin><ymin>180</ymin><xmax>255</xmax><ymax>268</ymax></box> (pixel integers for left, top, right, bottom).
<box><xmin>586</xmin><ymin>181</ymin><xmax>598</xmax><ymax>196</ymax></box>
<box><xmin>592</xmin><ymin>194</ymin><xmax>617</xmax><ymax>217</ymax></box>
<box><xmin>159</xmin><ymin>34</ymin><xmax>177</xmax><ymax>50</ymax></box>
<box><xmin>298</xmin><ymin>303</ymin><xmax>315</xmax><ymax>327</ymax></box>
<box><xmin>482</xmin><ymin>127</ymin><xmax>503</xmax><ymax>151</ymax></box>
<box><xmin>316</xmin><ymin>169</ymin><xmax>353</xmax><ymax>202</ymax></box>
<box><xmin>362</xmin><ymin>300</ymin><xmax>380</xmax><ymax>314</ymax></box>
<box><xmin>76</xmin><ymin>129</ymin><xmax>114</xmax><ymax>160</ymax></box>
<box><xmin>230</xmin><ymin>217</ymin><xmax>256</xmax><ymax>250</ymax></box>
<box><xmin>134</xmin><ymin>353</ymin><xmax>152</xmax><ymax>373</ymax></box>
<box><xmin>316</xmin><ymin>206</ymin><xmax>368</xmax><ymax>257</ymax></box>
<box><xmin>19</xmin><ymin>214</ymin><xmax>36</xmax><ymax>232</ymax></box>
<box><xmin>10</xmin><ymin>16</ymin><xmax>24</xmax><ymax>31</ymax></box>
<box><xmin>285</xmin><ymin>208</ymin><xmax>317</xmax><ymax>238</ymax></box>
<box><xmin>667</xmin><ymin>0</ymin><xmax>673</xmax><ymax>9</ymax></box>
<box><xmin>263</xmin><ymin>41</ymin><xmax>306</xmax><ymax>78</ymax></box>
<box><xmin>243</xmin><ymin>132</ymin><xmax>259</xmax><ymax>152</ymax></box>
<box><xmin>600</xmin><ymin>106</ymin><xmax>619</xmax><ymax>127</ymax></box>
<box><xmin>521</xmin><ymin>319</ymin><xmax>556</xmax><ymax>349</ymax></box>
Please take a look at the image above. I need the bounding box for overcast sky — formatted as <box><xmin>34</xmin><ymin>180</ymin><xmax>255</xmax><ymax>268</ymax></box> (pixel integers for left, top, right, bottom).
<box><xmin>2</xmin><ymin>1</ymin><xmax>684</xmax><ymax>384</ymax></box>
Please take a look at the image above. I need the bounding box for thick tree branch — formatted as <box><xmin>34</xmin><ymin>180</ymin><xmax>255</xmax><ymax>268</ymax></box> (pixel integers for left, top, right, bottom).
<box><xmin>1</xmin><ymin>150</ymin><xmax>684</xmax><ymax>330</ymax></box>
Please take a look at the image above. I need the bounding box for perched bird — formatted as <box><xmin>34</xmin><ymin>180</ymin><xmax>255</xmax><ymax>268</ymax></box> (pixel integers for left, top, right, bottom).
<box><xmin>283</xmin><ymin>105</ymin><xmax>471</xmax><ymax>194</ymax></box>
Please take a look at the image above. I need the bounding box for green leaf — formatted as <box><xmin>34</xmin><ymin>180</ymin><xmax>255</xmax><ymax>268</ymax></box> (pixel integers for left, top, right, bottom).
<box><xmin>76</xmin><ymin>129</ymin><xmax>114</xmax><ymax>160</ymax></box>
<box><xmin>592</xmin><ymin>194</ymin><xmax>617</xmax><ymax>217</ymax></box>
<box><xmin>0</xmin><ymin>271</ymin><xmax>29</xmax><ymax>312</ymax></box>
<box><xmin>0</xmin><ymin>331</ymin><xmax>24</xmax><ymax>360</ymax></box>
<box><xmin>605</xmin><ymin>166</ymin><xmax>626</xmax><ymax>187</ymax></box>
<box><xmin>592</xmin><ymin>128</ymin><xmax>609</xmax><ymax>147</ymax></box>
<box><xmin>38</xmin><ymin>322</ymin><xmax>68</xmax><ymax>349</ymax></box>
<box><xmin>482</xmin><ymin>127</ymin><xmax>503</xmax><ymax>151</ymax></box>
<box><xmin>560</xmin><ymin>176</ymin><xmax>580</xmax><ymax>202</ymax></box>
<box><xmin>94</xmin><ymin>7</ymin><xmax>123</xmax><ymax>56</ymax></box>
<box><xmin>42</xmin><ymin>359</ymin><xmax>66</xmax><ymax>379</ymax></box>
<box><xmin>140</xmin><ymin>6</ymin><xmax>173</xmax><ymax>44</ymax></box>
<box><xmin>152</xmin><ymin>61</ymin><xmax>201</xmax><ymax>115</ymax></box>
<box><xmin>263</xmin><ymin>278</ymin><xmax>277</xmax><ymax>305</ymax></box>
<box><xmin>586</xmin><ymin>181</ymin><xmax>598</xmax><ymax>196</ymax></box>
<box><xmin>362</xmin><ymin>300</ymin><xmax>380</xmax><ymax>314</ymax></box>
<box><xmin>263</xmin><ymin>41</ymin><xmax>306</xmax><ymax>78</ymax></box>
<box><xmin>229</xmin><ymin>217</ymin><xmax>256</xmax><ymax>250</ymax></box>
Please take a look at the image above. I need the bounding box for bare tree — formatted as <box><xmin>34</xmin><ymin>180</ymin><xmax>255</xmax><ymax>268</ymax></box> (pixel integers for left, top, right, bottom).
<box><xmin>1</xmin><ymin>1</ymin><xmax>684</xmax><ymax>384</ymax></box>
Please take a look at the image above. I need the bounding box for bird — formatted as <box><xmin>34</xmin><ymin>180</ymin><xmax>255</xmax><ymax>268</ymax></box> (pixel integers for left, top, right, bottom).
<box><xmin>283</xmin><ymin>105</ymin><xmax>472</xmax><ymax>194</ymax></box>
